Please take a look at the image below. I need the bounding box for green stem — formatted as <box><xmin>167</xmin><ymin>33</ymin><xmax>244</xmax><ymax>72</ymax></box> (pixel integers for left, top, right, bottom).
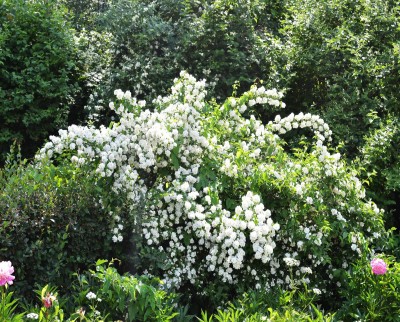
<box><xmin>1</xmin><ymin>286</ymin><xmax>4</xmax><ymax>320</ymax></box>
<box><xmin>1</xmin><ymin>285</ymin><xmax>6</xmax><ymax>320</ymax></box>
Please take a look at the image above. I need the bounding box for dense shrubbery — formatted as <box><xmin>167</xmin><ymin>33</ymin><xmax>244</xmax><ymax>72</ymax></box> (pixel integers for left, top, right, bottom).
<box><xmin>0</xmin><ymin>0</ymin><xmax>81</xmax><ymax>162</ymax></box>
<box><xmin>75</xmin><ymin>0</ymin><xmax>286</xmax><ymax>122</ymax></box>
<box><xmin>356</xmin><ymin>115</ymin><xmax>400</xmax><ymax>228</ymax></box>
<box><xmin>0</xmin><ymin>155</ymin><xmax>124</xmax><ymax>300</ymax></box>
<box><xmin>274</xmin><ymin>0</ymin><xmax>400</xmax><ymax>221</ymax></box>
<box><xmin>60</xmin><ymin>0</ymin><xmax>112</xmax><ymax>30</ymax></box>
<box><xmin>4</xmin><ymin>0</ymin><xmax>399</xmax><ymax>223</ymax></box>
<box><xmin>280</xmin><ymin>0</ymin><xmax>400</xmax><ymax>145</ymax></box>
<box><xmin>81</xmin><ymin>0</ymin><xmax>181</xmax><ymax>121</ymax></box>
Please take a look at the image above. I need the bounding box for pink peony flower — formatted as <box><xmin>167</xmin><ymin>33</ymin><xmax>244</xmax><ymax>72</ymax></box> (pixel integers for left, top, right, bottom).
<box><xmin>371</xmin><ymin>258</ymin><xmax>387</xmax><ymax>275</ymax></box>
<box><xmin>0</xmin><ymin>261</ymin><xmax>15</xmax><ymax>286</ymax></box>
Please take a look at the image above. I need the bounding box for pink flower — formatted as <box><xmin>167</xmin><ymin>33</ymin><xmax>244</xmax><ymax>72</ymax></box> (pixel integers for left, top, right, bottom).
<box><xmin>371</xmin><ymin>258</ymin><xmax>387</xmax><ymax>275</ymax></box>
<box><xmin>42</xmin><ymin>293</ymin><xmax>56</xmax><ymax>308</ymax></box>
<box><xmin>0</xmin><ymin>261</ymin><xmax>15</xmax><ymax>286</ymax></box>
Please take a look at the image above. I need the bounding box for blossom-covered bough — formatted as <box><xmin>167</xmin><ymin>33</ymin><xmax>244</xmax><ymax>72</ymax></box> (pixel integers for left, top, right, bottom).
<box><xmin>37</xmin><ymin>71</ymin><xmax>386</xmax><ymax>297</ymax></box>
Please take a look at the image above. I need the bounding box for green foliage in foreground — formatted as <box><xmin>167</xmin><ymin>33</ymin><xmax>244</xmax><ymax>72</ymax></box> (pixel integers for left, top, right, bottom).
<box><xmin>199</xmin><ymin>287</ymin><xmax>336</xmax><ymax>322</ymax></box>
<box><xmin>3</xmin><ymin>260</ymin><xmax>188</xmax><ymax>322</ymax></box>
<box><xmin>70</xmin><ymin>260</ymin><xmax>181</xmax><ymax>321</ymax></box>
<box><xmin>0</xmin><ymin>287</ymin><xmax>24</xmax><ymax>322</ymax></box>
<box><xmin>5</xmin><ymin>255</ymin><xmax>400</xmax><ymax>321</ymax></box>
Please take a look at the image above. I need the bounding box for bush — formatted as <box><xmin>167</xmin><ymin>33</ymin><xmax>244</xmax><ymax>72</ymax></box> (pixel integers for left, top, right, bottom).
<box><xmin>38</xmin><ymin>72</ymin><xmax>387</xmax><ymax>307</ymax></box>
<box><xmin>0</xmin><ymin>0</ymin><xmax>80</xmax><ymax>161</ymax></box>
<box><xmin>0</xmin><ymin>158</ymin><xmax>122</xmax><ymax>300</ymax></box>
<box><xmin>356</xmin><ymin>114</ymin><xmax>400</xmax><ymax>228</ymax></box>
<box><xmin>275</xmin><ymin>0</ymin><xmax>400</xmax><ymax>153</ymax></box>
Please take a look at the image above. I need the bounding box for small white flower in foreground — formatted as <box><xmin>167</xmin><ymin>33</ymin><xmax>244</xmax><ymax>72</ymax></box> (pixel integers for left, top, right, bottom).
<box><xmin>86</xmin><ymin>291</ymin><xmax>97</xmax><ymax>300</ymax></box>
<box><xmin>26</xmin><ymin>313</ymin><xmax>39</xmax><ymax>320</ymax></box>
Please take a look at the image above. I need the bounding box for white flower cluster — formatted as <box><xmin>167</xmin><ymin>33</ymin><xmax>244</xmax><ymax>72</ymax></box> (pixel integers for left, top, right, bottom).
<box><xmin>26</xmin><ymin>313</ymin><xmax>39</xmax><ymax>320</ymax></box>
<box><xmin>270</xmin><ymin>112</ymin><xmax>332</xmax><ymax>141</ymax></box>
<box><xmin>240</xmin><ymin>86</ymin><xmax>286</xmax><ymax>113</ymax></box>
<box><xmin>206</xmin><ymin>192</ymin><xmax>280</xmax><ymax>282</ymax></box>
<box><xmin>86</xmin><ymin>291</ymin><xmax>97</xmax><ymax>300</ymax></box>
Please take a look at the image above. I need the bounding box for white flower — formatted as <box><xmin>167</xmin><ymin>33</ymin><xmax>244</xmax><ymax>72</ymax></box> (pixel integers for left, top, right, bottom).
<box><xmin>26</xmin><ymin>313</ymin><xmax>39</xmax><ymax>320</ymax></box>
<box><xmin>312</xmin><ymin>288</ymin><xmax>321</xmax><ymax>295</ymax></box>
<box><xmin>86</xmin><ymin>291</ymin><xmax>97</xmax><ymax>300</ymax></box>
<box><xmin>124</xmin><ymin>90</ymin><xmax>132</xmax><ymax>100</ymax></box>
<box><xmin>114</xmin><ymin>89</ymin><xmax>124</xmax><ymax>100</ymax></box>
<box><xmin>283</xmin><ymin>257</ymin><xmax>300</xmax><ymax>267</ymax></box>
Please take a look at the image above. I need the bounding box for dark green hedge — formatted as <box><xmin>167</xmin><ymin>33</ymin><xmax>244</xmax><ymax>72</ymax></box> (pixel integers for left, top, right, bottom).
<box><xmin>0</xmin><ymin>0</ymin><xmax>80</xmax><ymax>162</ymax></box>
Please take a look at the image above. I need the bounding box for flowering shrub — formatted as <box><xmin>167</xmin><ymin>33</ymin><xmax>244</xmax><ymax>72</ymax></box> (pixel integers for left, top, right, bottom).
<box><xmin>38</xmin><ymin>72</ymin><xmax>386</xmax><ymax>300</ymax></box>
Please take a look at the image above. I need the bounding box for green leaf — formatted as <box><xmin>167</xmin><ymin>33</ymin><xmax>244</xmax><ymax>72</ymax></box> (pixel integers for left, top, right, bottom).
<box><xmin>171</xmin><ymin>146</ymin><xmax>180</xmax><ymax>170</ymax></box>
